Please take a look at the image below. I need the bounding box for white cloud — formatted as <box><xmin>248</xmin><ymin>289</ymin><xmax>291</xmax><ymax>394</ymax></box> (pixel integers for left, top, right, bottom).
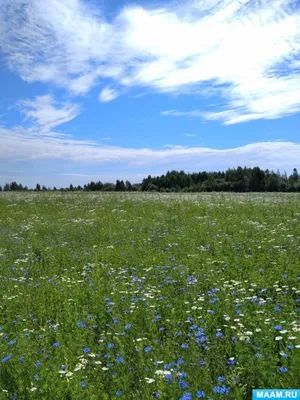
<box><xmin>99</xmin><ymin>87</ymin><xmax>119</xmax><ymax>102</ymax></box>
<box><xmin>1</xmin><ymin>122</ymin><xmax>300</xmax><ymax>172</ymax></box>
<box><xmin>183</xmin><ymin>133</ymin><xmax>196</xmax><ymax>137</ymax></box>
<box><xmin>1</xmin><ymin>0</ymin><xmax>300</xmax><ymax>121</ymax></box>
<box><xmin>17</xmin><ymin>95</ymin><xmax>81</xmax><ymax>132</ymax></box>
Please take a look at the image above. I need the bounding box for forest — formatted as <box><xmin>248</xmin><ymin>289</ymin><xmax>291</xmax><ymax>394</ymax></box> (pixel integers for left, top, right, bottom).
<box><xmin>1</xmin><ymin>166</ymin><xmax>300</xmax><ymax>192</ymax></box>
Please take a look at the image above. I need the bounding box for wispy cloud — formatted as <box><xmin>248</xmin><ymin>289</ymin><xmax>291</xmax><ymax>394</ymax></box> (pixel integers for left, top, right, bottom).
<box><xmin>99</xmin><ymin>87</ymin><xmax>119</xmax><ymax>102</ymax></box>
<box><xmin>182</xmin><ymin>133</ymin><xmax>196</xmax><ymax>137</ymax></box>
<box><xmin>1</xmin><ymin>121</ymin><xmax>300</xmax><ymax>172</ymax></box>
<box><xmin>17</xmin><ymin>95</ymin><xmax>81</xmax><ymax>133</ymax></box>
<box><xmin>1</xmin><ymin>0</ymin><xmax>300</xmax><ymax>122</ymax></box>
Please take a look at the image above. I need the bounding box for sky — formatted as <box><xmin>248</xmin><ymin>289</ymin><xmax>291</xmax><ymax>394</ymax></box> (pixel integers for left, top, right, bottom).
<box><xmin>0</xmin><ymin>0</ymin><xmax>300</xmax><ymax>188</ymax></box>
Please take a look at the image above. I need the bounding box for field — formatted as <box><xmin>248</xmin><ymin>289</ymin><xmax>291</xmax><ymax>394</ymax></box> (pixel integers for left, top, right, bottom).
<box><xmin>0</xmin><ymin>192</ymin><xmax>299</xmax><ymax>400</ymax></box>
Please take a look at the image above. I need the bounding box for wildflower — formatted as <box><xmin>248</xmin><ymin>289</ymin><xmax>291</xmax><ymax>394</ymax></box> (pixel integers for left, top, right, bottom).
<box><xmin>81</xmin><ymin>381</ymin><xmax>87</xmax><ymax>388</ymax></box>
<box><xmin>83</xmin><ymin>347</ymin><xmax>90</xmax><ymax>354</ymax></box>
<box><xmin>181</xmin><ymin>344</ymin><xmax>188</xmax><ymax>349</ymax></box>
<box><xmin>153</xmin><ymin>392</ymin><xmax>161</xmax><ymax>398</ymax></box>
<box><xmin>116</xmin><ymin>391</ymin><xmax>123</xmax><ymax>396</ymax></box>
<box><xmin>216</xmin><ymin>332</ymin><xmax>224</xmax><ymax>338</ymax></box>
<box><xmin>145</xmin><ymin>378</ymin><xmax>155</xmax><ymax>383</ymax></box>
<box><xmin>196</xmin><ymin>391</ymin><xmax>206</xmax><ymax>398</ymax></box>
<box><xmin>227</xmin><ymin>358</ymin><xmax>235</xmax><ymax>366</ymax></box>
<box><xmin>8</xmin><ymin>340</ymin><xmax>16</xmax><ymax>346</ymax></box>
<box><xmin>144</xmin><ymin>346</ymin><xmax>152</xmax><ymax>353</ymax></box>
<box><xmin>116</xmin><ymin>356</ymin><xmax>124</xmax><ymax>364</ymax></box>
<box><xmin>279</xmin><ymin>367</ymin><xmax>288</xmax><ymax>373</ymax></box>
<box><xmin>180</xmin><ymin>393</ymin><xmax>192</xmax><ymax>400</ymax></box>
<box><xmin>125</xmin><ymin>324</ymin><xmax>132</xmax><ymax>329</ymax></box>
<box><xmin>213</xmin><ymin>385</ymin><xmax>230</xmax><ymax>395</ymax></box>
<box><xmin>274</xmin><ymin>325</ymin><xmax>283</xmax><ymax>331</ymax></box>
<box><xmin>2</xmin><ymin>355</ymin><xmax>12</xmax><ymax>363</ymax></box>
<box><xmin>217</xmin><ymin>376</ymin><xmax>225</xmax><ymax>382</ymax></box>
<box><xmin>179</xmin><ymin>381</ymin><xmax>189</xmax><ymax>389</ymax></box>
<box><xmin>53</xmin><ymin>342</ymin><xmax>60</xmax><ymax>347</ymax></box>
<box><xmin>178</xmin><ymin>372</ymin><xmax>187</xmax><ymax>379</ymax></box>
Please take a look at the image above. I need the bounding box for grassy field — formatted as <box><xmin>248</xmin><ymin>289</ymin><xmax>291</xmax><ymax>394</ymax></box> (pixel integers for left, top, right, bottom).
<box><xmin>0</xmin><ymin>192</ymin><xmax>299</xmax><ymax>400</ymax></box>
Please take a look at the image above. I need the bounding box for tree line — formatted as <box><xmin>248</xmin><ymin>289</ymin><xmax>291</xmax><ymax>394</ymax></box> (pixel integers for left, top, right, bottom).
<box><xmin>1</xmin><ymin>167</ymin><xmax>300</xmax><ymax>193</ymax></box>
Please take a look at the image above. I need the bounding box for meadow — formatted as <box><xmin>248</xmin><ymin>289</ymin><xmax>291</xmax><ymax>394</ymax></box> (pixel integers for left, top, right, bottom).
<box><xmin>0</xmin><ymin>192</ymin><xmax>299</xmax><ymax>400</ymax></box>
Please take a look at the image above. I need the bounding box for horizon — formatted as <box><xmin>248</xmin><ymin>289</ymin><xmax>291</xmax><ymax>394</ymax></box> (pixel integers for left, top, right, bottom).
<box><xmin>1</xmin><ymin>0</ymin><xmax>300</xmax><ymax>188</ymax></box>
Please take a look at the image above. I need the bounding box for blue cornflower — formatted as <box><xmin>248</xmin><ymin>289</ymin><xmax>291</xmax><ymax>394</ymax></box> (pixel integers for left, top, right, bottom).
<box><xmin>116</xmin><ymin>356</ymin><xmax>124</xmax><ymax>364</ymax></box>
<box><xmin>125</xmin><ymin>324</ymin><xmax>132</xmax><ymax>329</ymax></box>
<box><xmin>279</xmin><ymin>367</ymin><xmax>288</xmax><ymax>373</ymax></box>
<box><xmin>61</xmin><ymin>365</ymin><xmax>67</xmax><ymax>370</ymax></box>
<box><xmin>108</xmin><ymin>343</ymin><xmax>114</xmax><ymax>349</ymax></box>
<box><xmin>34</xmin><ymin>375</ymin><xmax>40</xmax><ymax>381</ymax></box>
<box><xmin>281</xmin><ymin>353</ymin><xmax>288</xmax><ymax>358</ymax></box>
<box><xmin>213</xmin><ymin>385</ymin><xmax>230</xmax><ymax>395</ymax></box>
<box><xmin>181</xmin><ymin>344</ymin><xmax>189</xmax><ymax>349</ymax></box>
<box><xmin>180</xmin><ymin>392</ymin><xmax>192</xmax><ymax>400</ymax></box>
<box><xmin>166</xmin><ymin>374</ymin><xmax>172</xmax><ymax>383</ymax></box>
<box><xmin>2</xmin><ymin>355</ymin><xmax>12</xmax><ymax>363</ymax></box>
<box><xmin>81</xmin><ymin>381</ymin><xmax>87</xmax><ymax>388</ymax></box>
<box><xmin>144</xmin><ymin>346</ymin><xmax>152</xmax><ymax>353</ymax></box>
<box><xmin>196</xmin><ymin>391</ymin><xmax>206</xmax><ymax>398</ymax></box>
<box><xmin>187</xmin><ymin>275</ymin><xmax>196</xmax><ymax>282</ymax></box>
<box><xmin>217</xmin><ymin>376</ymin><xmax>225</xmax><ymax>382</ymax></box>
<box><xmin>8</xmin><ymin>340</ymin><xmax>16</xmax><ymax>346</ymax></box>
<box><xmin>116</xmin><ymin>391</ymin><xmax>123</xmax><ymax>396</ymax></box>
<box><xmin>178</xmin><ymin>372</ymin><xmax>187</xmax><ymax>379</ymax></box>
<box><xmin>255</xmin><ymin>353</ymin><xmax>262</xmax><ymax>358</ymax></box>
<box><xmin>19</xmin><ymin>356</ymin><xmax>24</xmax><ymax>362</ymax></box>
<box><xmin>153</xmin><ymin>392</ymin><xmax>161</xmax><ymax>398</ymax></box>
<box><xmin>274</xmin><ymin>306</ymin><xmax>281</xmax><ymax>312</ymax></box>
<box><xmin>77</xmin><ymin>322</ymin><xmax>86</xmax><ymax>328</ymax></box>
<box><xmin>274</xmin><ymin>325</ymin><xmax>282</xmax><ymax>331</ymax></box>
<box><xmin>35</xmin><ymin>361</ymin><xmax>41</xmax><ymax>368</ymax></box>
<box><xmin>83</xmin><ymin>347</ymin><xmax>90</xmax><ymax>354</ymax></box>
<box><xmin>53</xmin><ymin>342</ymin><xmax>60</xmax><ymax>347</ymax></box>
<box><xmin>227</xmin><ymin>359</ymin><xmax>235</xmax><ymax>366</ymax></box>
<box><xmin>216</xmin><ymin>332</ymin><xmax>224</xmax><ymax>338</ymax></box>
<box><xmin>179</xmin><ymin>381</ymin><xmax>189</xmax><ymax>389</ymax></box>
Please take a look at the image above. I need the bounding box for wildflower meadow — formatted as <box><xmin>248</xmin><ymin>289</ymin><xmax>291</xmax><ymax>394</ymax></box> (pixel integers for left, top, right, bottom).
<box><xmin>0</xmin><ymin>192</ymin><xmax>299</xmax><ymax>399</ymax></box>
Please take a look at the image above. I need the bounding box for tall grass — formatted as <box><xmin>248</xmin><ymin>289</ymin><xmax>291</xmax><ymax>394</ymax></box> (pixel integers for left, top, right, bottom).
<box><xmin>0</xmin><ymin>192</ymin><xmax>299</xmax><ymax>399</ymax></box>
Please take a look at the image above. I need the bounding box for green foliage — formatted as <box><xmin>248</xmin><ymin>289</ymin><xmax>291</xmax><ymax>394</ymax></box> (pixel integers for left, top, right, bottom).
<box><xmin>0</xmin><ymin>192</ymin><xmax>299</xmax><ymax>399</ymax></box>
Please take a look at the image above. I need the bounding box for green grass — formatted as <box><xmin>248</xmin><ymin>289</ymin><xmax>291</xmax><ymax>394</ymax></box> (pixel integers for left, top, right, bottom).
<box><xmin>0</xmin><ymin>192</ymin><xmax>299</xmax><ymax>399</ymax></box>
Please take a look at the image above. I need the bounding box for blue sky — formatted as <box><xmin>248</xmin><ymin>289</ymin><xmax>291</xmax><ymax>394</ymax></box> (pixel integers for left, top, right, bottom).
<box><xmin>0</xmin><ymin>0</ymin><xmax>300</xmax><ymax>187</ymax></box>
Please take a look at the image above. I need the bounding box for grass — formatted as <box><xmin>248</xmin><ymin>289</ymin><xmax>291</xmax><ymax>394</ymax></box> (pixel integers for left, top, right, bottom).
<box><xmin>0</xmin><ymin>192</ymin><xmax>299</xmax><ymax>399</ymax></box>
